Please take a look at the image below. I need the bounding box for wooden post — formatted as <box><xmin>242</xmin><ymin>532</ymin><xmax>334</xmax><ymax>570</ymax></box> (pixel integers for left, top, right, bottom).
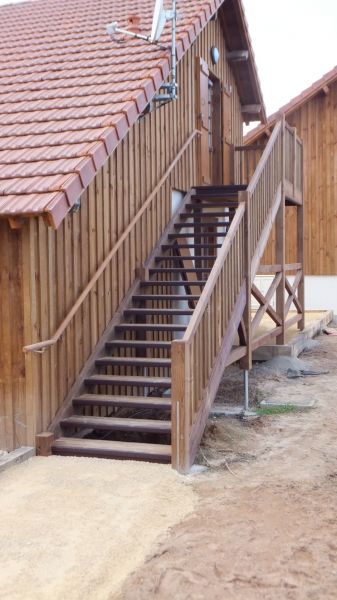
<box><xmin>297</xmin><ymin>204</ymin><xmax>305</xmax><ymax>330</ymax></box>
<box><xmin>293</xmin><ymin>128</ymin><xmax>297</xmax><ymax>197</ymax></box>
<box><xmin>171</xmin><ymin>340</ymin><xmax>189</xmax><ymax>473</ymax></box>
<box><xmin>239</xmin><ymin>191</ymin><xmax>252</xmax><ymax>369</ymax></box>
<box><xmin>276</xmin><ymin>120</ymin><xmax>286</xmax><ymax>344</ymax></box>
<box><xmin>36</xmin><ymin>432</ymin><xmax>54</xmax><ymax>456</ymax></box>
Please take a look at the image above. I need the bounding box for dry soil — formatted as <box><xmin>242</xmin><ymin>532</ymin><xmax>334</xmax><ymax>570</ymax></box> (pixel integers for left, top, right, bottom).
<box><xmin>0</xmin><ymin>456</ymin><xmax>195</xmax><ymax>600</ymax></box>
<box><xmin>119</xmin><ymin>332</ymin><xmax>337</xmax><ymax>600</ymax></box>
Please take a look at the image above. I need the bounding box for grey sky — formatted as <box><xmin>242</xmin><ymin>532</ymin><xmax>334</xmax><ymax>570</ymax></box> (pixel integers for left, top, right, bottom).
<box><xmin>243</xmin><ymin>0</ymin><xmax>337</xmax><ymax>116</ymax></box>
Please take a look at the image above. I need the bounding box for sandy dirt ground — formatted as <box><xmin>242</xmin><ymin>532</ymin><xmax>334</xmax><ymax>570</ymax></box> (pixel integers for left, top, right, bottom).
<box><xmin>119</xmin><ymin>332</ymin><xmax>337</xmax><ymax>600</ymax></box>
<box><xmin>0</xmin><ymin>457</ymin><xmax>195</xmax><ymax>600</ymax></box>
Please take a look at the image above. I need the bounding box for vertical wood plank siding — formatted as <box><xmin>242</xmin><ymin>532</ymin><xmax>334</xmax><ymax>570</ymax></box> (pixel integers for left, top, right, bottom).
<box><xmin>0</xmin><ymin>222</ymin><xmax>25</xmax><ymax>451</ymax></box>
<box><xmin>1</xmin><ymin>18</ymin><xmax>244</xmax><ymax>450</ymax></box>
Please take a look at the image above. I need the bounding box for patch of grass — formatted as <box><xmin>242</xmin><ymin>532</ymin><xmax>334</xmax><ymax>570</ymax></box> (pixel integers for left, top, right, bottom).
<box><xmin>255</xmin><ymin>404</ymin><xmax>297</xmax><ymax>416</ymax></box>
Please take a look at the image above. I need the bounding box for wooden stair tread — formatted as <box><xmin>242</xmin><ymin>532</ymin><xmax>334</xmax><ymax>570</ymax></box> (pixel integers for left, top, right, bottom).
<box><xmin>115</xmin><ymin>323</ymin><xmax>187</xmax><ymax>331</ymax></box>
<box><xmin>61</xmin><ymin>415</ymin><xmax>171</xmax><ymax>433</ymax></box>
<box><xmin>168</xmin><ymin>232</ymin><xmax>227</xmax><ymax>238</ymax></box>
<box><xmin>96</xmin><ymin>356</ymin><xmax>171</xmax><ymax>367</ymax></box>
<box><xmin>52</xmin><ymin>437</ymin><xmax>171</xmax><ymax>461</ymax></box>
<box><xmin>106</xmin><ymin>340</ymin><xmax>171</xmax><ymax>349</ymax></box>
<box><xmin>85</xmin><ymin>374</ymin><xmax>171</xmax><ymax>387</ymax></box>
<box><xmin>73</xmin><ymin>394</ymin><xmax>171</xmax><ymax>409</ymax></box>
<box><xmin>140</xmin><ymin>280</ymin><xmax>207</xmax><ymax>286</ymax></box>
<box><xmin>124</xmin><ymin>308</ymin><xmax>193</xmax><ymax>315</ymax></box>
<box><xmin>132</xmin><ymin>294</ymin><xmax>200</xmax><ymax>301</ymax></box>
<box><xmin>162</xmin><ymin>244</ymin><xmax>222</xmax><ymax>249</ymax></box>
<box><xmin>154</xmin><ymin>255</ymin><xmax>216</xmax><ymax>262</ymax></box>
<box><xmin>174</xmin><ymin>221</ymin><xmax>232</xmax><ymax>228</ymax></box>
<box><xmin>149</xmin><ymin>267</ymin><xmax>211</xmax><ymax>273</ymax></box>
<box><xmin>179</xmin><ymin>211</ymin><xmax>235</xmax><ymax>218</ymax></box>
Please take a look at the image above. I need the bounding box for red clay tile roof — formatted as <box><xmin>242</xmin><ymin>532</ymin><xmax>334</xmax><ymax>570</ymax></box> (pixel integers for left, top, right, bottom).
<box><xmin>245</xmin><ymin>65</ymin><xmax>337</xmax><ymax>144</ymax></box>
<box><xmin>0</xmin><ymin>0</ymin><xmax>261</xmax><ymax>227</ymax></box>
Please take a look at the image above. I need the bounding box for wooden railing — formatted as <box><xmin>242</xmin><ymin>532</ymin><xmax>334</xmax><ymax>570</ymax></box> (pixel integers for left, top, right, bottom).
<box><xmin>172</xmin><ymin>119</ymin><xmax>305</xmax><ymax>473</ymax></box>
<box><xmin>235</xmin><ymin>122</ymin><xmax>303</xmax><ymax>205</ymax></box>
<box><xmin>23</xmin><ymin>130</ymin><xmax>200</xmax><ymax>353</ymax></box>
<box><xmin>171</xmin><ymin>203</ymin><xmax>246</xmax><ymax>472</ymax></box>
<box><xmin>246</xmin><ymin>121</ymin><xmax>283</xmax><ymax>267</ymax></box>
<box><xmin>284</xmin><ymin>122</ymin><xmax>303</xmax><ymax>201</ymax></box>
<box><xmin>234</xmin><ymin>144</ymin><xmax>265</xmax><ymax>185</ymax></box>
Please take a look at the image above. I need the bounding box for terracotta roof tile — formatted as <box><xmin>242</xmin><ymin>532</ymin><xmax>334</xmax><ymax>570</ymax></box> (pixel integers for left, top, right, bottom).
<box><xmin>0</xmin><ymin>0</ymin><xmax>228</xmax><ymax>225</ymax></box>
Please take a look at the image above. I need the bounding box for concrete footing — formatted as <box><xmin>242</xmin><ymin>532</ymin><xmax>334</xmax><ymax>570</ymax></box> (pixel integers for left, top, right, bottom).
<box><xmin>0</xmin><ymin>446</ymin><xmax>35</xmax><ymax>474</ymax></box>
<box><xmin>253</xmin><ymin>310</ymin><xmax>333</xmax><ymax>361</ymax></box>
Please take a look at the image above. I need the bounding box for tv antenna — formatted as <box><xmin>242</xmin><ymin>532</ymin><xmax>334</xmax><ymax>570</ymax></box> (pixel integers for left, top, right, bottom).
<box><xmin>106</xmin><ymin>0</ymin><xmax>178</xmax><ymax>102</ymax></box>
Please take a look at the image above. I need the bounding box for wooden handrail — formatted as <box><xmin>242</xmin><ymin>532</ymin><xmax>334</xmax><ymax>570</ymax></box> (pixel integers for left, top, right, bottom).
<box><xmin>182</xmin><ymin>202</ymin><xmax>245</xmax><ymax>340</ymax></box>
<box><xmin>247</xmin><ymin>120</ymin><xmax>282</xmax><ymax>194</ymax></box>
<box><xmin>24</xmin><ymin>129</ymin><xmax>201</xmax><ymax>353</ymax></box>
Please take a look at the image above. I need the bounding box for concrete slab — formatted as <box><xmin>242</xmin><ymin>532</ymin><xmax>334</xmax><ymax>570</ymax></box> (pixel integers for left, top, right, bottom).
<box><xmin>253</xmin><ymin>310</ymin><xmax>333</xmax><ymax>361</ymax></box>
<box><xmin>0</xmin><ymin>446</ymin><xmax>35</xmax><ymax>473</ymax></box>
<box><xmin>260</xmin><ymin>399</ymin><xmax>317</xmax><ymax>410</ymax></box>
<box><xmin>210</xmin><ymin>405</ymin><xmax>243</xmax><ymax>417</ymax></box>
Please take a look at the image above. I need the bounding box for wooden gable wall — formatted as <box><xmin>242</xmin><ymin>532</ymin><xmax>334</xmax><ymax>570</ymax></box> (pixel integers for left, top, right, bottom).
<box><xmin>258</xmin><ymin>80</ymin><xmax>337</xmax><ymax>275</ymax></box>
<box><xmin>0</xmin><ymin>16</ymin><xmax>245</xmax><ymax>451</ymax></box>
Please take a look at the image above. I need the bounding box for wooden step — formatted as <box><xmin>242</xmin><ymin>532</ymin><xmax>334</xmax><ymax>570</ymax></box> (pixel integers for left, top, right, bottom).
<box><xmin>95</xmin><ymin>356</ymin><xmax>171</xmax><ymax>368</ymax></box>
<box><xmin>139</xmin><ymin>280</ymin><xmax>207</xmax><ymax>286</ymax></box>
<box><xmin>85</xmin><ymin>374</ymin><xmax>171</xmax><ymax>387</ymax></box>
<box><xmin>154</xmin><ymin>255</ymin><xmax>216</xmax><ymax>262</ymax></box>
<box><xmin>168</xmin><ymin>232</ymin><xmax>227</xmax><ymax>239</ymax></box>
<box><xmin>132</xmin><ymin>294</ymin><xmax>200</xmax><ymax>301</ymax></box>
<box><xmin>124</xmin><ymin>308</ymin><xmax>193</xmax><ymax>316</ymax></box>
<box><xmin>186</xmin><ymin>202</ymin><xmax>238</xmax><ymax>209</ymax></box>
<box><xmin>179</xmin><ymin>211</ymin><xmax>235</xmax><ymax>218</ymax></box>
<box><xmin>174</xmin><ymin>221</ymin><xmax>232</xmax><ymax>229</ymax></box>
<box><xmin>52</xmin><ymin>437</ymin><xmax>171</xmax><ymax>462</ymax></box>
<box><xmin>162</xmin><ymin>244</ymin><xmax>222</xmax><ymax>250</ymax></box>
<box><xmin>106</xmin><ymin>339</ymin><xmax>171</xmax><ymax>350</ymax></box>
<box><xmin>73</xmin><ymin>394</ymin><xmax>171</xmax><ymax>410</ymax></box>
<box><xmin>149</xmin><ymin>267</ymin><xmax>211</xmax><ymax>274</ymax></box>
<box><xmin>61</xmin><ymin>415</ymin><xmax>171</xmax><ymax>434</ymax></box>
<box><xmin>115</xmin><ymin>323</ymin><xmax>187</xmax><ymax>332</ymax></box>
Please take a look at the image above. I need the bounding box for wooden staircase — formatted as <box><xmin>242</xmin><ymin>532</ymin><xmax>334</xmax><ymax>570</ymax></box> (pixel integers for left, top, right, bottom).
<box><xmin>52</xmin><ymin>185</ymin><xmax>246</xmax><ymax>462</ymax></box>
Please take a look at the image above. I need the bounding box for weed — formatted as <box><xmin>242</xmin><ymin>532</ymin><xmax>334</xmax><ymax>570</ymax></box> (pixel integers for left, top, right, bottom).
<box><xmin>256</xmin><ymin>404</ymin><xmax>297</xmax><ymax>416</ymax></box>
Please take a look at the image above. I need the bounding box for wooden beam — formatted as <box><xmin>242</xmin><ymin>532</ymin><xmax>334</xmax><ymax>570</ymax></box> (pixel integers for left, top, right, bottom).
<box><xmin>257</xmin><ymin>264</ymin><xmax>282</xmax><ymax>274</ymax></box>
<box><xmin>275</xmin><ymin>121</ymin><xmax>286</xmax><ymax>344</ymax></box>
<box><xmin>36</xmin><ymin>432</ymin><xmax>54</xmax><ymax>456</ymax></box>
<box><xmin>8</xmin><ymin>217</ymin><xmax>25</xmax><ymax>230</ymax></box>
<box><xmin>251</xmin><ymin>273</ymin><xmax>282</xmax><ymax>333</ymax></box>
<box><xmin>227</xmin><ymin>50</ymin><xmax>249</xmax><ymax>62</ymax></box>
<box><xmin>241</xmin><ymin>104</ymin><xmax>262</xmax><ymax>114</ymax></box>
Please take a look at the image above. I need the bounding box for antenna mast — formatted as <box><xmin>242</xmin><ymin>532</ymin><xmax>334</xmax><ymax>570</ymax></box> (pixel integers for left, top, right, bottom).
<box><xmin>154</xmin><ymin>0</ymin><xmax>177</xmax><ymax>102</ymax></box>
<box><xmin>106</xmin><ymin>1</ymin><xmax>178</xmax><ymax>103</ymax></box>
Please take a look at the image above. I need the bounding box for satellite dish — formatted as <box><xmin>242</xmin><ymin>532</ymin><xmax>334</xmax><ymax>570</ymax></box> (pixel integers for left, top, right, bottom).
<box><xmin>150</xmin><ymin>0</ymin><xmax>168</xmax><ymax>43</ymax></box>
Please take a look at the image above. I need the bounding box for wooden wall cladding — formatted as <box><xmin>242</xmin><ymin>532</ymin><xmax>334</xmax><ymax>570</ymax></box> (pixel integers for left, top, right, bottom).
<box><xmin>260</xmin><ymin>81</ymin><xmax>337</xmax><ymax>275</ymax></box>
<box><xmin>0</xmin><ymin>222</ymin><xmax>25</xmax><ymax>451</ymax></box>
<box><xmin>1</xmin><ymin>17</ymin><xmax>244</xmax><ymax>450</ymax></box>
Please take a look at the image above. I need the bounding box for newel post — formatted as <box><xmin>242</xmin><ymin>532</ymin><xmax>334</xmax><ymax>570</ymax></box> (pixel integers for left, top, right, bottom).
<box><xmin>239</xmin><ymin>190</ymin><xmax>252</xmax><ymax>370</ymax></box>
<box><xmin>171</xmin><ymin>339</ymin><xmax>190</xmax><ymax>473</ymax></box>
<box><xmin>276</xmin><ymin>118</ymin><xmax>286</xmax><ymax>344</ymax></box>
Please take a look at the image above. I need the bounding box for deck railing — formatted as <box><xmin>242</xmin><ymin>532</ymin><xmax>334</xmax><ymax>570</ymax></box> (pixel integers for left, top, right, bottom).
<box><xmin>171</xmin><ymin>204</ymin><xmax>246</xmax><ymax>472</ymax></box>
<box><xmin>234</xmin><ymin>122</ymin><xmax>303</xmax><ymax>205</ymax></box>
<box><xmin>172</xmin><ymin>119</ymin><xmax>304</xmax><ymax>473</ymax></box>
<box><xmin>246</xmin><ymin>121</ymin><xmax>283</xmax><ymax>266</ymax></box>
